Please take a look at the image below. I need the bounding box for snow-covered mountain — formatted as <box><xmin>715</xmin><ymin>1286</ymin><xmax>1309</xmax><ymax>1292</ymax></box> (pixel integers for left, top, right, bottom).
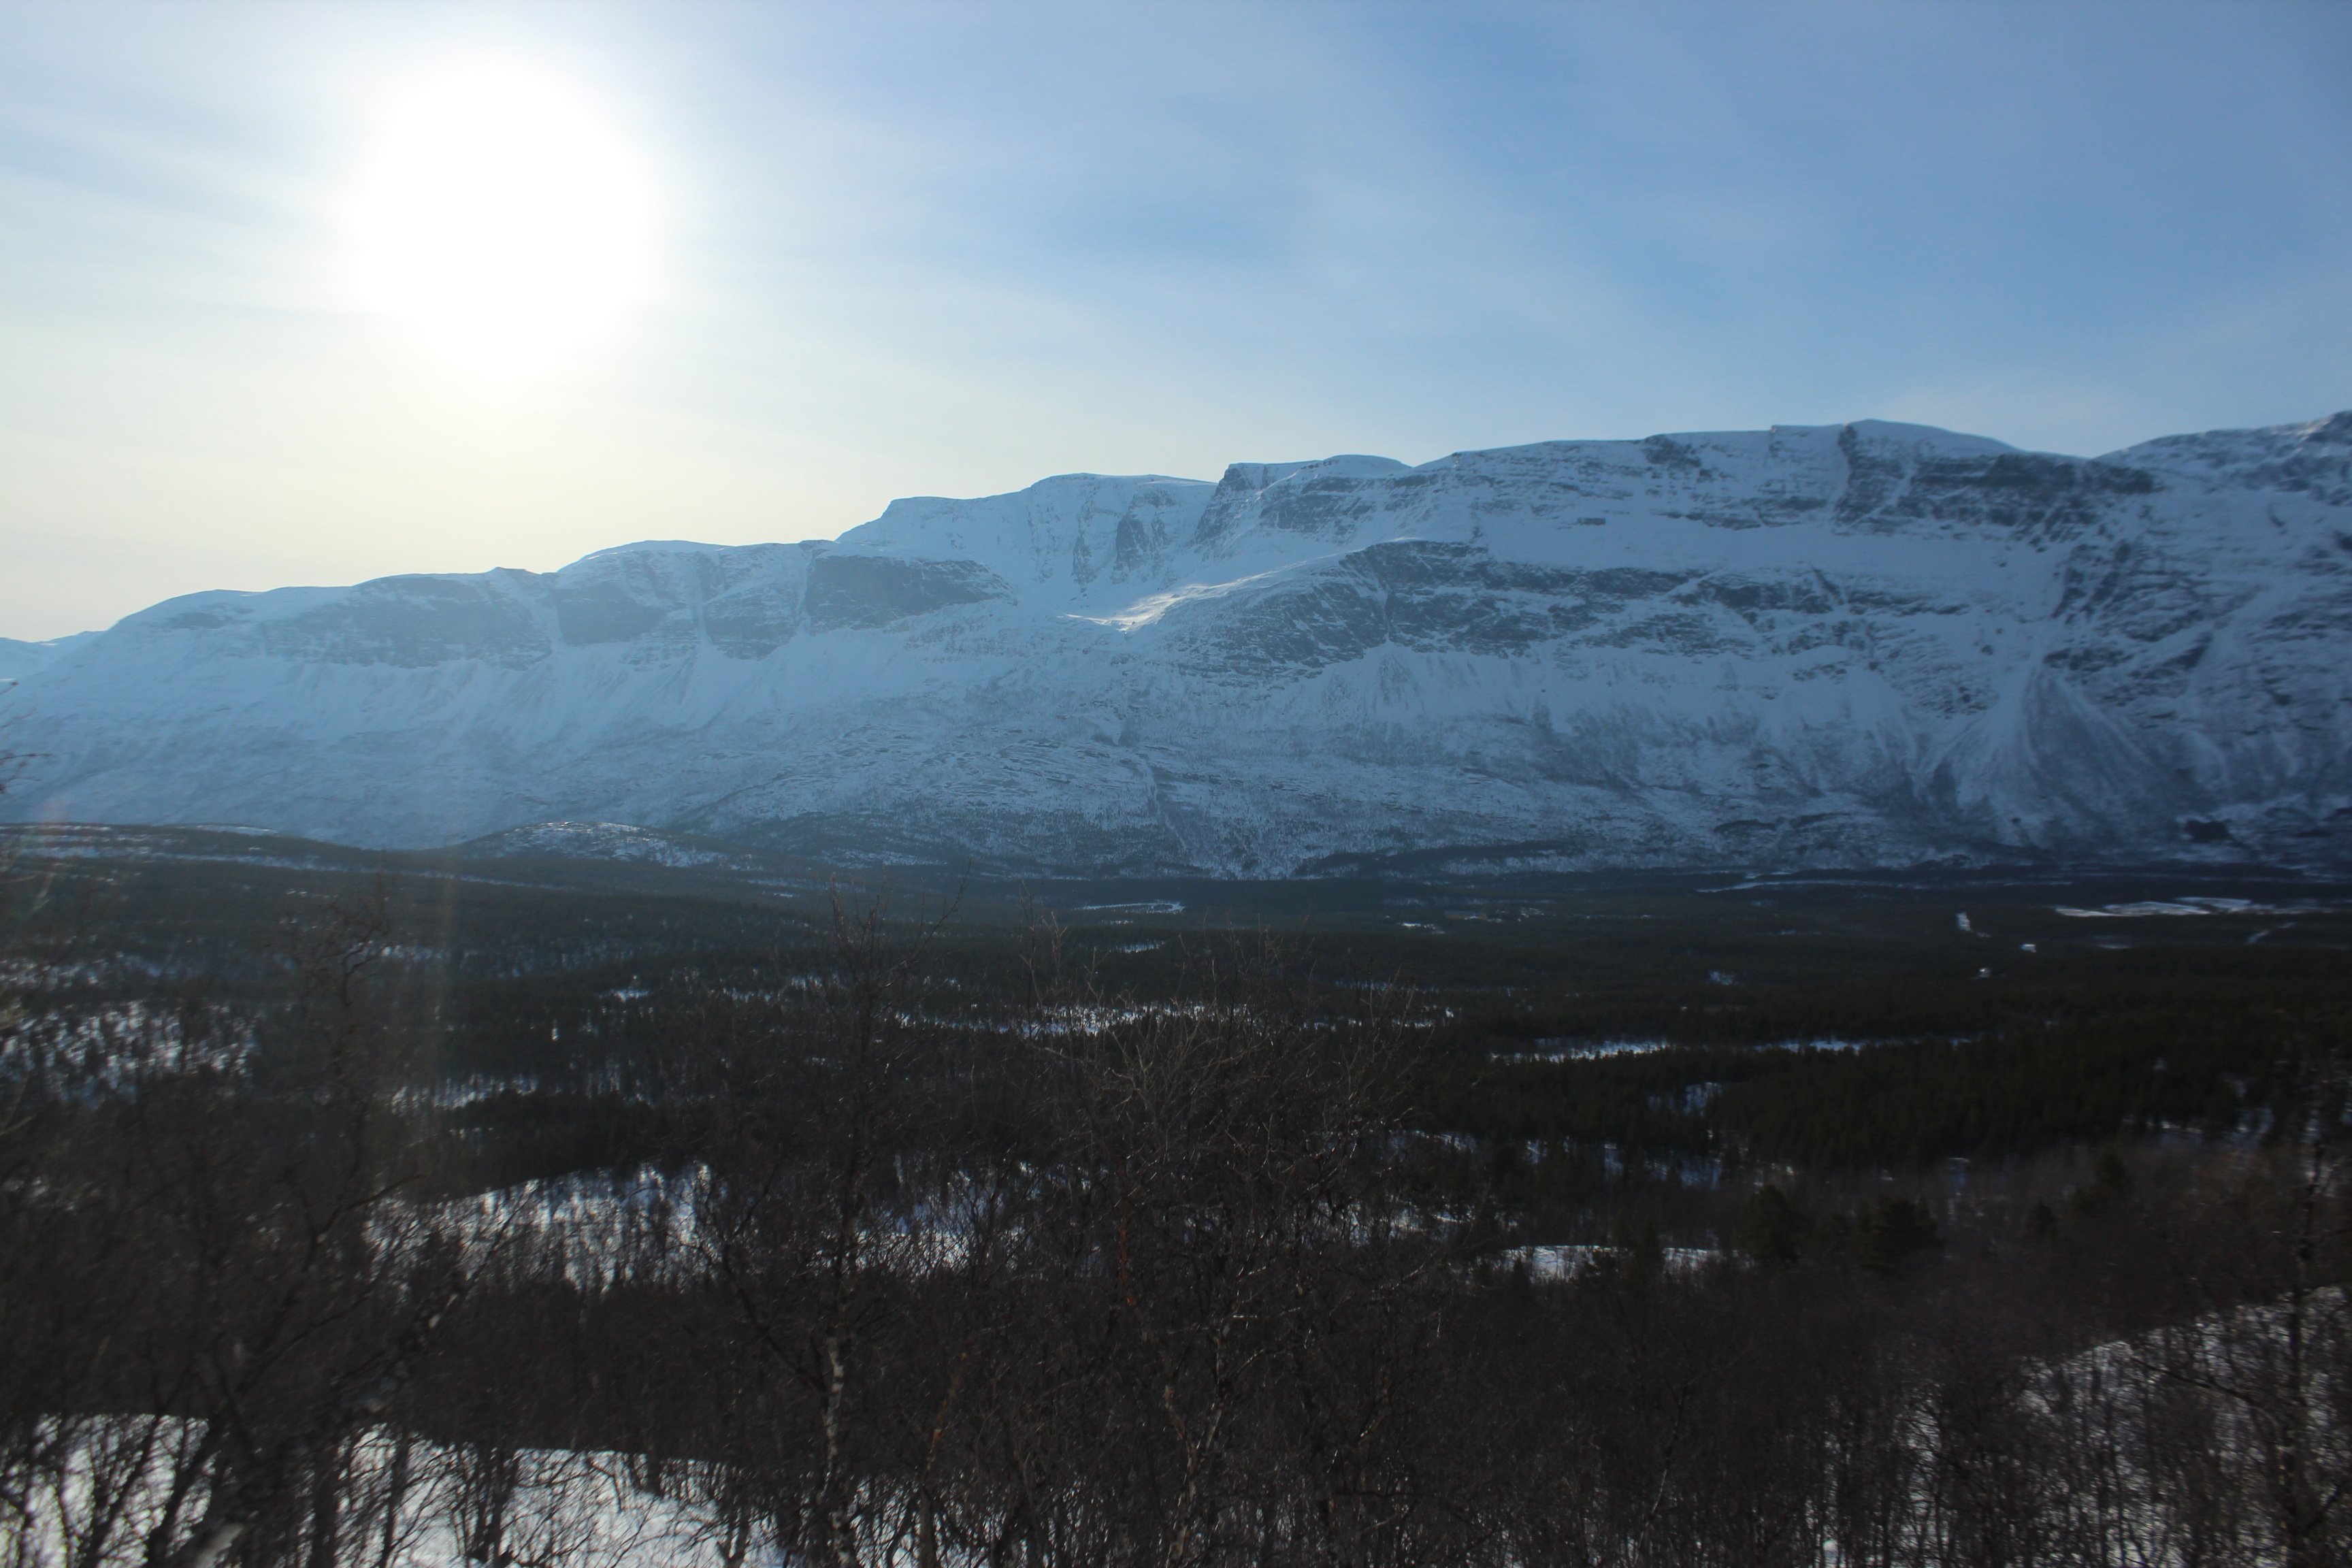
<box><xmin>5</xmin><ymin>414</ymin><xmax>2349</xmax><ymax>876</ymax></box>
<box><xmin>0</xmin><ymin>633</ymin><xmax>91</xmax><ymax>682</ymax></box>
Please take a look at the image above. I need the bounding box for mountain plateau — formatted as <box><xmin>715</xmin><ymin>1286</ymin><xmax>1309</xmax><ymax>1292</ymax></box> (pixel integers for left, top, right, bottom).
<box><xmin>5</xmin><ymin>414</ymin><xmax>2349</xmax><ymax>876</ymax></box>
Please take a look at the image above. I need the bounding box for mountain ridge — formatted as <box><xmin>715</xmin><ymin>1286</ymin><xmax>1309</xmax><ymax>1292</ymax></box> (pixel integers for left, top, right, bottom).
<box><xmin>6</xmin><ymin>412</ymin><xmax>2349</xmax><ymax>876</ymax></box>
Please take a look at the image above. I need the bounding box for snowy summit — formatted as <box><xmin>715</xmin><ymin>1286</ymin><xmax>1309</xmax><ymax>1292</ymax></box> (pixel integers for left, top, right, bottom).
<box><xmin>5</xmin><ymin>413</ymin><xmax>2349</xmax><ymax>877</ymax></box>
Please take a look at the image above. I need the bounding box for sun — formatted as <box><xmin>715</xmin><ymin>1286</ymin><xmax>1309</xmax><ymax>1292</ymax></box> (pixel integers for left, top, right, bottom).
<box><xmin>351</xmin><ymin>61</ymin><xmax>652</xmax><ymax>376</ymax></box>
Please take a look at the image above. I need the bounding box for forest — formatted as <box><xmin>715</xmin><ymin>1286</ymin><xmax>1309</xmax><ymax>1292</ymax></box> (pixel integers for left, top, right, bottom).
<box><xmin>1</xmin><ymin>836</ymin><xmax>2347</xmax><ymax>1568</ymax></box>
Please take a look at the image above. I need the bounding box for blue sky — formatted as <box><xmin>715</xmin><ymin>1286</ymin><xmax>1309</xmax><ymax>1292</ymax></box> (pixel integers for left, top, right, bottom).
<box><xmin>1</xmin><ymin>1</ymin><xmax>2347</xmax><ymax>639</ymax></box>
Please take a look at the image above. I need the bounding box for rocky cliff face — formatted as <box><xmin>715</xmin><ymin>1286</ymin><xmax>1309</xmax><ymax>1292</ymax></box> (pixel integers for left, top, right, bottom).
<box><xmin>6</xmin><ymin>414</ymin><xmax>2349</xmax><ymax>875</ymax></box>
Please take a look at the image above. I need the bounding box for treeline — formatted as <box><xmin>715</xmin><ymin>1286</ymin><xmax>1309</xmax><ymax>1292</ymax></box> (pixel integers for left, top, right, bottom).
<box><xmin>0</xmin><ymin>847</ymin><xmax>837</xmax><ymax>999</ymax></box>
<box><xmin>1428</xmin><ymin>1019</ymin><xmax>2338</xmax><ymax>1171</ymax></box>
<box><xmin>1431</xmin><ymin>955</ymin><xmax>2352</xmax><ymax>1168</ymax></box>
<box><xmin>2</xmin><ymin>900</ymin><xmax>2350</xmax><ymax>1567</ymax></box>
<box><xmin>1463</xmin><ymin>943</ymin><xmax>2352</xmax><ymax>1051</ymax></box>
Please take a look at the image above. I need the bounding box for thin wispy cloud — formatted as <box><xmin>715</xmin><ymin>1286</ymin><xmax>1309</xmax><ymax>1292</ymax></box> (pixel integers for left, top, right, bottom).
<box><xmin>1</xmin><ymin>0</ymin><xmax>2346</xmax><ymax>639</ymax></box>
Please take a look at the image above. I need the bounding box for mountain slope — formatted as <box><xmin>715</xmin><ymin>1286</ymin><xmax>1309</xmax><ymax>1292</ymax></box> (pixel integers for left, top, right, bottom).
<box><xmin>6</xmin><ymin>414</ymin><xmax>2349</xmax><ymax>875</ymax></box>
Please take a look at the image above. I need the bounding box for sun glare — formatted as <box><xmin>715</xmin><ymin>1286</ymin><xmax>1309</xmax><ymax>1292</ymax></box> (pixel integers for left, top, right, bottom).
<box><xmin>352</xmin><ymin>61</ymin><xmax>651</xmax><ymax>376</ymax></box>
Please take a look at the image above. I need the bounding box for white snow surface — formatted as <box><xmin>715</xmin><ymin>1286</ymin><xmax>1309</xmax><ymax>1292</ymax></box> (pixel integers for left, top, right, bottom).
<box><xmin>5</xmin><ymin>414</ymin><xmax>2350</xmax><ymax>875</ymax></box>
